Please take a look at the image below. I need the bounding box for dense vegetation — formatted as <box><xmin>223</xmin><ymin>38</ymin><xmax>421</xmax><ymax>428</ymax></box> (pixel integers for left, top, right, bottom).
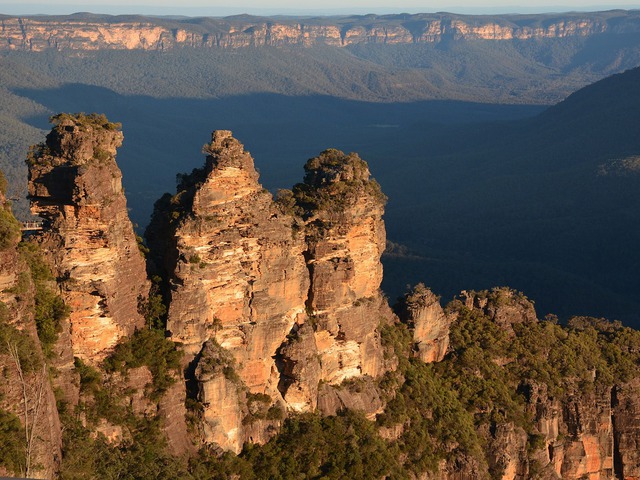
<box><xmin>54</xmin><ymin>291</ymin><xmax>640</xmax><ymax>479</ymax></box>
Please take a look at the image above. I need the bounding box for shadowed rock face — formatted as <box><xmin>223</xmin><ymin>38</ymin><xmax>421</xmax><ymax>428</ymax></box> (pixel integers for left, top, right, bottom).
<box><xmin>0</xmin><ymin>192</ymin><xmax>62</xmax><ymax>479</ymax></box>
<box><xmin>27</xmin><ymin>113</ymin><xmax>149</xmax><ymax>365</ymax></box>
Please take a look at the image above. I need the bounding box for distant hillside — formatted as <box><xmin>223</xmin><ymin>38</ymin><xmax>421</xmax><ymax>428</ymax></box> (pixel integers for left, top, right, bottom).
<box><xmin>2</xmin><ymin>10</ymin><xmax>640</xmax><ymax>51</ymax></box>
<box><xmin>381</xmin><ymin>66</ymin><xmax>640</xmax><ymax>325</ymax></box>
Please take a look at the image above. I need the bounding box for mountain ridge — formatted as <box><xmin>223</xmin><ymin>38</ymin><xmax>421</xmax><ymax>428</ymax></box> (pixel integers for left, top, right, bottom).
<box><xmin>1</xmin><ymin>10</ymin><xmax>640</xmax><ymax>51</ymax></box>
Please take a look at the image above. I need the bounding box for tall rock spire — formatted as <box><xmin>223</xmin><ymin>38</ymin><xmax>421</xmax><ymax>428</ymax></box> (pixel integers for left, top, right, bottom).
<box><xmin>27</xmin><ymin>113</ymin><xmax>149</xmax><ymax>365</ymax></box>
<box><xmin>277</xmin><ymin>149</ymin><xmax>392</xmax><ymax>413</ymax></box>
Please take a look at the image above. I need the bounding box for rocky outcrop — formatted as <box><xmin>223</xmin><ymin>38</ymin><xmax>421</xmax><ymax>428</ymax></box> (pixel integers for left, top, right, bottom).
<box><xmin>516</xmin><ymin>380</ymin><xmax>616</xmax><ymax>480</ymax></box>
<box><xmin>613</xmin><ymin>379</ymin><xmax>640</xmax><ymax>479</ymax></box>
<box><xmin>27</xmin><ymin>113</ymin><xmax>149</xmax><ymax>366</ymax></box>
<box><xmin>148</xmin><ymin>132</ymin><xmax>395</xmax><ymax>450</ymax></box>
<box><xmin>462</xmin><ymin>287</ymin><xmax>537</xmax><ymax>335</ymax></box>
<box><xmin>195</xmin><ymin>341</ymin><xmax>245</xmax><ymax>454</ymax></box>
<box><xmin>276</xmin><ymin>148</ymin><xmax>391</xmax><ymax>413</ymax></box>
<box><xmin>147</xmin><ymin>131</ymin><xmax>310</xmax><ymax>450</ymax></box>
<box><xmin>156</xmin><ymin>130</ymin><xmax>309</xmax><ymax>397</ymax></box>
<box><xmin>0</xmin><ymin>189</ymin><xmax>62</xmax><ymax>479</ymax></box>
<box><xmin>397</xmin><ymin>283</ymin><xmax>452</xmax><ymax>363</ymax></box>
<box><xmin>442</xmin><ymin>292</ymin><xmax>639</xmax><ymax>480</ymax></box>
<box><xmin>1</xmin><ymin>11</ymin><xmax>639</xmax><ymax>51</ymax></box>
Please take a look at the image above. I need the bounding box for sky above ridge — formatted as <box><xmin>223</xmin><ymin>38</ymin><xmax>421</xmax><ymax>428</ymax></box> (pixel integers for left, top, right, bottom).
<box><xmin>1</xmin><ymin>0</ymin><xmax>639</xmax><ymax>16</ymax></box>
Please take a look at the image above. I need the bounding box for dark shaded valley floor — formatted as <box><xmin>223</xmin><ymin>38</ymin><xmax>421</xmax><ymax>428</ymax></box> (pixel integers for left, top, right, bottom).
<box><xmin>1</xmin><ymin>43</ymin><xmax>640</xmax><ymax>326</ymax></box>
<box><xmin>12</xmin><ymin>78</ymin><xmax>640</xmax><ymax>326</ymax></box>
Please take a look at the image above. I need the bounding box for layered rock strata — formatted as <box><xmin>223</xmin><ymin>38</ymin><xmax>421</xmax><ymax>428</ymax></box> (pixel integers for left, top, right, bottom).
<box><xmin>160</xmin><ymin>130</ymin><xmax>309</xmax><ymax>389</ymax></box>
<box><xmin>148</xmin><ymin>133</ymin><xmax>393</xmax><ymax>451</ymax></box>
<box><xmin>397</xmin><ymin>283</ymin><xmax>453</xmax><ymax>363</ymax></box>
<box><xmin>149</xmin><ymin>131</ymin><xmax>309</xmax><ymax>452</ymax></box>
<box><xmin>1</xmin><ymin>11</ymin><xmax>639</xmax><ymax>51</ymax></box>
<box><xmin>27</xmin><ymin>113</ymin><xmax>149</xmax><ymax>365</ymax></box>
<box><xmin>0</xmin><ymin>189</ymin><xmax>62</xmax><ymax>479</ymax></box>
<box><xmin>276</xmin><ymin>149</ymin><xmax>390</xmax><ymax>413</ymax></box>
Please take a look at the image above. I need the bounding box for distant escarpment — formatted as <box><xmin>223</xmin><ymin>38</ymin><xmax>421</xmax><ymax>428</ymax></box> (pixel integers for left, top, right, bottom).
<box><xmin>146</xmin><ymin>131</ymin><xmax>395</xmax><ymax>453</ymax></box>
<box><xmin>0</xmin><ymin>10</ymin><xmax>639</xmax><ymax>51</ymax></box>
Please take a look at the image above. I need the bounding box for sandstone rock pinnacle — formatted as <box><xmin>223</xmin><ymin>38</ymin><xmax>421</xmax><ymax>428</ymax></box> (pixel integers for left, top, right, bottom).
<box><xmin>27</xmin><ymin>113</ymin><xmax>149</xmax><ymax>365</ymax></box>
<box><xmin>148</xmin><ymin>134</ymin><xmax>396</xmax><ymax>451</ymax></box>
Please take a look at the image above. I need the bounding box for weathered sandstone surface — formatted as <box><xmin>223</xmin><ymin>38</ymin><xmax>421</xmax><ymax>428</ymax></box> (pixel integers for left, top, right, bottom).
<box><xmin>148</xmin><ymin>132</ymin><xmax>394</xmax><ymax>451</ymax></box>
<box><xmin>27</xmin><ymin>113</ymin><xmax>149</xmax><ymax>365</ymax></box>
<box><xmin>0</xmin><ymin>11</ymin><xmax>639</xmax><ymax>51</ymax></box>
<box><xmin>0</xmin><ymin>192</ymin><xmax>61</xmax><ymax>479</ymax></box>
<box><xmin>435</xmin><ymin>290</ymin><xmax>638</xmax><ymax>480</ymax></box>
<box><xmin>276</xmin><ymin>148</ymin><xmax>390</xmax><ymax>414</ymax></box>
<box><xmin>397</xmin><ymin>283</ymin><xmax>453</xmax><ymax>363</ymax></box>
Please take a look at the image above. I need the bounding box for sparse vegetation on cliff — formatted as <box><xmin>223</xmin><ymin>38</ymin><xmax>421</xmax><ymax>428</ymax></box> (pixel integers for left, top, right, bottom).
<box><xmin>287</xmin><ymin>149</ymin><xmax>387</xmax><ymax>220</ymax></box>
<box><xmin>372</xmin><ymin>293</ymin><xmax>640</xmax><ymax>477</ymax></box>
<box><xmin>18</xmin><ymin>242</ymin><xmax>69</xmax><ymax>356</ymax></box>
<box><xmin>102</xmin><ymin>328</ymin><xmax>182</xmax><ymax>398</ymax></box>
<box><xmin>0</xmin><ymin>176</ymin><xmax>21</xmax><ymax>249</ymax></box>
<box><xmin>49</xmin><ymin>112</ymin><xmax>121</xmax><ymax>132</ymax></box>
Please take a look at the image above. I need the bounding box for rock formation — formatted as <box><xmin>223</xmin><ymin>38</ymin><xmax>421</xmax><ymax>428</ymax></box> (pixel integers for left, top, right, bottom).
<box><xmin>27</xmin><ymin>113</ymin><xmax>149</xmax><ymax>366</ymax></box>
<box><xmin>148</xmin><ymin>132</ymin><xmax>394</xmax><ymax>451</ymax></box>
<box><xmin>438</xmin><ymin>292</ymin><xmax>638</xmax><ymax>480</ymax></box>
<box><xmin>147</xmin><ymin>131</ymin><xmax>310</xmax><ymax>452</ymax></box>
<box><xmin>276</xmin><ymin>148</ymin><xmax>391</xmax><ymax>413</ymax></box>
<box><xmin>613</xmin><ymin>379</ymin><xmax>640</xmax><ymax>480</ymax></box>
<box><xmin>3</xmin><ymin>116</ymin><xmax>640</xmax><ymax>477</ymax></box>
<box><xmin>157</xmin><ymin>130</ymin><xmax>309</xmax><ymax>386</ymax></box>
<box><xmin>0</xmin><ymin>11</ymin><xmax>638</xmax><ymax>52</ymax></box>
<box><xmin>397</xmin><ymin>283</ymin><xmax>453</xmax><ymax>363</ymax></box>
<box><xmin>0</xmin><ymin>185</ymin><xmax>62</xmax><ymax>479</ymax></box>
<box><xmin>462</xmin><ymin>287</ymin><xmax>537</xmax><ymax>335</ymax></box>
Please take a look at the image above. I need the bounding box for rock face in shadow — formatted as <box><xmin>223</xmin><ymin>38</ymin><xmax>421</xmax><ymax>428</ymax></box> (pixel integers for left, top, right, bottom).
<box><xmin>147</xmin><ymin>133</ymin><xmax>395</xmax><ymax>450</ymax></box>
<box><xmin>0</xmin><ymin>188</ymin><xmax>62</xmax><ymax>479</ymax></box>
<box><xmin>27</xmin><ymin>113</ymin><xmax>149</xmax><ymax>366</ymax></box>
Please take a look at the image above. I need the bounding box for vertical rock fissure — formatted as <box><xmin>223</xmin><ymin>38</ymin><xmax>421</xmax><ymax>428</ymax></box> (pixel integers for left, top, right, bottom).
<box><xmin>302</xmin><ymin>249</ymin><xmax>315</xmax><ymax>316</ymax></box>
<box><xmin>612</xmin><ymin>385</ymin><xmax>624</xmax><ymax>480</ymax></box>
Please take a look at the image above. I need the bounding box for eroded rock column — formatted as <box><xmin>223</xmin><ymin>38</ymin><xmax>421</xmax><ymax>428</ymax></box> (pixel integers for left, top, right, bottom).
<box><xmin>27</xmin><ymin>113</ymin><xmax>149</xmax><ymax>365</ymax></box>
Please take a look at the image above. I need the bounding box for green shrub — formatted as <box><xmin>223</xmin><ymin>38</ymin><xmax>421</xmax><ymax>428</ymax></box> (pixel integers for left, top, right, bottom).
<box><xmin>103</xmin><ymin>328</ymin><xmax>182</xmax><ymax>398</ymax></box>
<box><xmin>0</xmin><ymin>207</ymin><xmax>21</xmax><ymax>250</ymax></box>
<box><xmin>0</xmin><ymin>409</ymin><xmax>26</xmax><ymax>476</ymax></box>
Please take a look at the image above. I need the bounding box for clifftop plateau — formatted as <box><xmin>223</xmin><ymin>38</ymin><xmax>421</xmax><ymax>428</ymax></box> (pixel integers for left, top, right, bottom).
<box><xmin>0</xmin><ymin>10</ymin><xmax>639</xmax><ymax>51</ymax></box>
